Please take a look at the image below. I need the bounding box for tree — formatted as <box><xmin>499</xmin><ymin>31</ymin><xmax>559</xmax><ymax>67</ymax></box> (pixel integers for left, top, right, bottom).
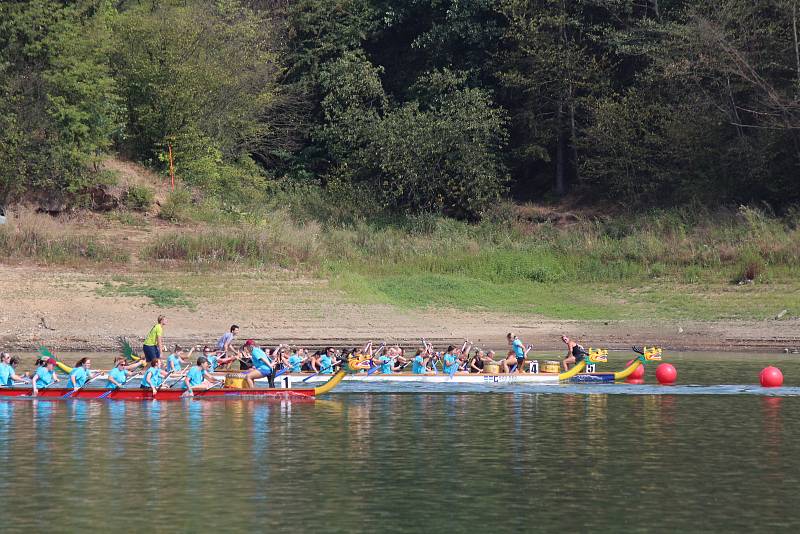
<box><xmin>0</xmin><ymin>0</ymin><xmax>123</xmax><ymax>201</ymax></box>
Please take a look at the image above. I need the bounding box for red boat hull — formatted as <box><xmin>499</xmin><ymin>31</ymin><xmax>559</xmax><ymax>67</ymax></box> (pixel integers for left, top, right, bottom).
<box><xmin>0</xmin><ymin>387</ymin><xmax>316</xmax><ymax>401</ymax></box>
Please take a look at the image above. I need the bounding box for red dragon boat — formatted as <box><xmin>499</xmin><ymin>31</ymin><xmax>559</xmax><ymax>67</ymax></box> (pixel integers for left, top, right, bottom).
<box><xmin>0</xmin><ymin>370</ymin><xmax>345</xmax><ymax>401</ymax></box>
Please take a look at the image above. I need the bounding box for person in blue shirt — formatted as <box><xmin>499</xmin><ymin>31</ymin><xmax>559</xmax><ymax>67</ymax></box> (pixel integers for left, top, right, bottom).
<box><xmin>378</xmin><ymin>351</ymin><xmax>393</xmax><ymax>374</ymax></box>
<box><xmin>0</xmin><ymin>352</ymin><xmax>29</xmax><ymax>387</ymax></box>
<box><xmin>166</xmin><ymin>345</ymin><xmax>194</xmax><ymax>374</ymax></box>
<box><xmin>442</xmin><ymin>346</ymin><xmax>459</xmax><ymax>375</ymax></box>
<box><xmin>318</xmin><ymin>347</ymin><xmax>337</xmax><ymax>375</ymax></box>
<box><xmin>32</xmin><ymin>357</ymin><xmax>59</xmax><ymax>396</ymax></box>
<box><xmin>501</xmin><ymin>333</ymin><xmax>530</xmax><ymax>374</ymax></box>
<box><xmin>68</xmin><ymin>357</ymin><xmax>97</xmax><ymax>391</ymax></box>
<box><xmin>411</xmin><ymin>349</ymin><xmax>429</xmax><ymax>374</ymax></box>
<box><xmin>141</xmin><ymin>358</ymin><xmax>168</xmax><ymax>395</ymax></box>
<box><xmin>243</xmin><ymin>341</ymin><xmax>275</xmax><ymax>388</ymax></box>
<box><xmin>181</xmin><ymin>356</ymin><xmax>222</xmax><ymax>394</ymax></box>
<box><xmin>106</xmin><ymin>357</ymin><xmax>143</xmax><ymax>389</ymax></box>
<box><xmin>287</xmin><ymin>351</ymin><xmax>306</xmax><ymax>373</ymax></box>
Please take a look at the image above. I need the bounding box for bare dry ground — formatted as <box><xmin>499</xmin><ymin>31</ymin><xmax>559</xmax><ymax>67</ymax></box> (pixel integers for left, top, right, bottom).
<box><xmin>1</xmin><ymin>263</ymin><xmax>798</xmax><ymax>353</ymax></box>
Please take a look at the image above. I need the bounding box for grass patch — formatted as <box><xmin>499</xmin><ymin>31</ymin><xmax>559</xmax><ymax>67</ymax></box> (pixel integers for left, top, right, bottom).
<box><xmin>0</xmin><ymin>210</ymin><xmax>129</xmax><ymax>265</ymax></box>
<box><xmin>97</xmin><ymin>279</ymin><xmax>195</xmax><ymax>309</ymax></box>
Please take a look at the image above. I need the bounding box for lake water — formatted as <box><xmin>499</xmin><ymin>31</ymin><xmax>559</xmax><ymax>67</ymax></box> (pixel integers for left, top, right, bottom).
<box><xmin>2</xmin><ymin>352</ymin><xmax>800</xmax><ymax>532</ymax></box>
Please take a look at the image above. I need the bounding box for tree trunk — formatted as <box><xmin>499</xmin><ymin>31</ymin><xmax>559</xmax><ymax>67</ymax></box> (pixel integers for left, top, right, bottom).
<box><xmin>555</xmin><ymin>99</ymin><xmax>567</xmax><ymax>196</ymax></box>
<box><xmin>569</xmin><ymin>95</ymin><xmax>579</xmax><ymax>186</ymax></box>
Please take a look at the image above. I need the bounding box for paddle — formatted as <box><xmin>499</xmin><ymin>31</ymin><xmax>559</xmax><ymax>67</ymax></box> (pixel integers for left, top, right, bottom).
<box><xmin>302</xmin><ymin>359</ymin><xmax>342</xmax><ymax>382</ymax></box>
<box><xmin>98</xmin><ymin>368</ymin><xmax>144</xmax><ymax>399</ymax></box>
<box><xmin>62</xmin><ymin>370</ymin><xmax>102</xmax><ymax>398</ymax></box>
<box><xmin>165</xmin><ymin>364</ymin><xmax>193</xmax><ymax>389</ymax></box>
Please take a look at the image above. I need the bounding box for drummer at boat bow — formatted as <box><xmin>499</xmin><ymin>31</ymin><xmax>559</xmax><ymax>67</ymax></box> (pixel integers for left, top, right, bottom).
<box><xmin>561</xmin><ymin>335</ymin><xmax>589</xmax><ymax>371</ymax></box>
<box><xmin>243</xmin><ymin>340</ymin><xmax>276</xmax><ymax>388</ymax></box>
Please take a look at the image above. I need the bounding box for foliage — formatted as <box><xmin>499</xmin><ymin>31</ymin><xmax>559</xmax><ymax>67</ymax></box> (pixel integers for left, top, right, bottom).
<box><xmin>0</xmin><ymin>0</ymin><xmax>123</xmax><ymax>202</ymax></box>
<box><xmin>124</xmin><ymin>185</ymin><xmax>154</xmax><ymax>212</ymax></box>
<box><xmin>158</xmin><ymin>189</ymin><xmax>192</xmax><ymax>223</ymax></box>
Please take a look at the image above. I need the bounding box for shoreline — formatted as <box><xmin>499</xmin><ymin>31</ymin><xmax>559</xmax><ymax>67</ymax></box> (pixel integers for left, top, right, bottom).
<box><xmin>1</xmin><ymin>264</ymin><xmax>797</xmax><ymax>355</ymax></box>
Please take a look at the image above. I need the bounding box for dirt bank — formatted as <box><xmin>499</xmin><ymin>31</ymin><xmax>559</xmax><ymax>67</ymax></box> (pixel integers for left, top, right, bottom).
<box><xmin>1</xmin><ymin>264</ymin><xmax>797</xmax><ymax>354</ymax></box>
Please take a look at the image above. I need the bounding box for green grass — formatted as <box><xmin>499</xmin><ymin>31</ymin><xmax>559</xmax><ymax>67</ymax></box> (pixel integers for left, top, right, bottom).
<box><xmin>97</xmin><ymin>279</ymin><xmax>195</xmax><ymax>309</ymax></box>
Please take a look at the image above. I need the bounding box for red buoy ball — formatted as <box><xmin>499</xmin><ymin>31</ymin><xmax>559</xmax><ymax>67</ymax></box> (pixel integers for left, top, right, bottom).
<box><xmin>627</xmin><ymin>359</ymin><xmax>645</xmax><ymax>380</ymax></box>
<box><xmin>760</xmin><ymin>366</ymin><xmax>783</xmax><ymax>388</ymax></box>
<box><xmin>625</xmin><ymin>378</ymin><xmax>645</xmax><ymax>385</ymax></box>
<box><xmin>655</xmin><ymin>363</ymin><xmax>677</xmax><ymax>385</ymax></box>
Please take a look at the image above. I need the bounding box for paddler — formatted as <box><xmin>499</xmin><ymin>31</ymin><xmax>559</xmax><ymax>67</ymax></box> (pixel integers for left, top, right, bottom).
<box><xmin>506</xmin><ymin>332</ymin><xmax>527</xmax><ymax>373</ymax></box>
<box><xmin>182</xmin><ymin>356</ymin><xmax>222</xmax><ymax>394</ymax></box>
<box><xmin>166</xmin><ymin>345</ymin><xmax>194</xmax><ymax>373</ymax></box>
<box><xmin>243</xmin><ymin>340</ymin><xmax>276</xmax><ymax>388</ymax></box>
<box><xmin>377</xmin><ymin>348</ymin><xmax>394</xmax><ymax>374</ymax></box>
<box><xmin>469</xmin><ymin>349</ymin><xmax>488</xmax><ymax>373</ymax></box>
<box><xmin>318</xmin><ymin>347</ymin><xmax>337</xmax><ymax>374</ymax></box>
<box><xmin>31</xmin><ymin>357</ymin><xmax>59</xmax><ymax>396</ymax></box>
<box><xmin>68</xmin><ymin>358</ymin><xmax>97</xmax><ymax>391</ymax></box>
<box><xmin>287</xmin><ymin>348</ymin><xmax>307</xmax><ymax>373</ymax></box>
<box><xmin>442</xmin><ymin>346</ymin><xmax>459</xmax><ymax>374</ymax></box>
<box><xmin>0</xmin><ymin>352</ymin><xmax>30</xmax><ymax>386</ymax></box>
<box><xmin>143</xmin><ymin>315</ymin><xmax>167</xmax><ymax>363</ymax></box>
<box><xmin>141</xmin><ymin>358</ymin><xmax>168</xmax><ymax>395</ymax></box>
<box><xmin>561</xmin><ymin>335</ymin><xmax>589</xmax><ymax>371</ymax></box>
<box><xmin>201</xmin><ymin>345</ymin><xmax>235</xmax><ymax>372</ymax></box>
<box><xmin>411</xmin><ymin>348</ymin><xmax>431</xmax><ymax>374</ymax></box>
<box><xmin>106</xmin><ymin>357</ymin><xmax>143</xmax><ymax>389</ymax></box>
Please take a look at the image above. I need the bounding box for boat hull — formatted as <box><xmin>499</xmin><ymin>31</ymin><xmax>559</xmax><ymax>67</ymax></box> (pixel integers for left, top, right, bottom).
<box><xmin>0</xmin><ymin>371</ymin><xmax>346</xmax><ymax>400</ymax></box>
<box><xmin>264</xmin><ymin>372</ymin><xmax>615</xmax><ymax>385</ymax></box>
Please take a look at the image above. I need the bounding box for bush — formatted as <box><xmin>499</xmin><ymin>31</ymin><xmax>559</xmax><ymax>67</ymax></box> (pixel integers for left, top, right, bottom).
<box><xmin>124</xmin><ymin>185</ymin><xmax>154</xmax><ymax>211</ymax></box>
<box><xmin>158</xmin><ymin>189</ymin><xmax>192</xmax><ymax>222</ymax></box>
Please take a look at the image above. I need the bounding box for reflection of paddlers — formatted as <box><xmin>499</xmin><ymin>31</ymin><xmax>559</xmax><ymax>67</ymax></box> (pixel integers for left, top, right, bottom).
<box><xmin>143</xmin><ymin>315</ymin><xmax>167</xmax><ymax>363</ymax></box>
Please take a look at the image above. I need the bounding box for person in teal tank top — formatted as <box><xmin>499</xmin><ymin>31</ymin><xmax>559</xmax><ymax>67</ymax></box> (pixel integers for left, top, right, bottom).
<box><xmin>378</xmin><ymin>354</ymin><xmax>393</xmax><ymax>374</ymax></box>
<box><xmin>181</xmin><ymin>356</ymin><xmax>222</xmax><ymax>395</ymax></box>
<box><xmin>166</xmin><ymin>345</ymin><xmax>193</xmax><ymax>373</ymax></box>
<box><xmin>318</xmin><ymin>347</ymin><xmax>337</xmax><ymax>374</ymax></box>
<box><xmin>32</xmin><ymin>358</ymin><xmax>59</xmax><ymax>396</ymax></box>
<box><xmin>442</xmin><ymin>346</ymin><xmax>459</xmax><ymax>374</ymax></box>
<box><xmin>141</xmin><ymin>359</ymin><xmax>167</xmax><ymax>395</ymax></box>
<box><xmin>0</xmin><ymin>352</ymin><xmax>29</xmax><ymax>387</ymax></box>
<box><xmin>68</xmin><ymin>358</ymin><xmax>97</xmax><ymax>391</ymax></box>
<box><xmin>106</xmin><ymin>357</ymin><xmax>143</xmax><ymax>389</ymax></box>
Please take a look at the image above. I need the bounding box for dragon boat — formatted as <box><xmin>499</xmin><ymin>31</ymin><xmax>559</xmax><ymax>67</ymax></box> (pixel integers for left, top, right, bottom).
<box><xmin>227</xmin><ymin>347</ymin><xmax>663</xmax><ymax>387</ymax></box>
<box><xmin>0</xmin><ymin>370</ymin><xmax>346</xmax><ymax>401</ymax></box>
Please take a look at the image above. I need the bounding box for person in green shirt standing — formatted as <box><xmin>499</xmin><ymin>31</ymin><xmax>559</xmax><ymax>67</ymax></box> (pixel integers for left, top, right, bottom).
<box><xmin>143</xmin><ymin>315</ymin><xmax>167</xmax><ymax>363</ymax></box>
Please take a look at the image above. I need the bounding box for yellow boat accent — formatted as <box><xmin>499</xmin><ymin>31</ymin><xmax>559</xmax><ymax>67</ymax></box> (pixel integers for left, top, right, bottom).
<box><xmin>558</xmin><ymin>359</ymin><xmax>586</xmax><ymax>380</ymax></box>
<box><xmin>56</xmin><ymin>361</ymin><xmax>73</xmax><ymax>374</ymax></box>
<box><xmin>613</xmin><ymin>359</ymin><xmax>642</xmax><ymax>380</ymax></box>
<box><xmin>313</xmin><ymin>370</ymin><xmax>347</xmax><ymax>396</ymax></box>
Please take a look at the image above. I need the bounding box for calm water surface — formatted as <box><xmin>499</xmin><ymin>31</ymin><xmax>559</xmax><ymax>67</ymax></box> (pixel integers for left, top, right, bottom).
<box><xmin>2</xmin><ymin>353</ymin><xmax>800</xmax><ymax>532</ymax></box>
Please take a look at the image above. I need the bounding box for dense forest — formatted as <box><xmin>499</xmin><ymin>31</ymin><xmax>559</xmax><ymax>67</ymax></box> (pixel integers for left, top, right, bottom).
<box><xmin>1</xmin><ymin>0</ymin><xmax>799</xmax><ymax>219</ymax></box>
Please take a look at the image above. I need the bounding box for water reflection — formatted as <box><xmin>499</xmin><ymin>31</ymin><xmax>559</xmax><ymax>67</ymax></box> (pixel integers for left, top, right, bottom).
<box><xmin>3</xmin><ymin>392</ymin><xmax>800</xmax><ymax>531</ymax></box>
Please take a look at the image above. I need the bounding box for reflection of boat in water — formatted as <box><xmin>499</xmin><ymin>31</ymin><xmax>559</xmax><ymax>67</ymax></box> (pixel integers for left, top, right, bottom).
<box><xmin>0</xmin><ymin>371</ymin><xmax>345</xmax><ymax>401</ymax></box>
